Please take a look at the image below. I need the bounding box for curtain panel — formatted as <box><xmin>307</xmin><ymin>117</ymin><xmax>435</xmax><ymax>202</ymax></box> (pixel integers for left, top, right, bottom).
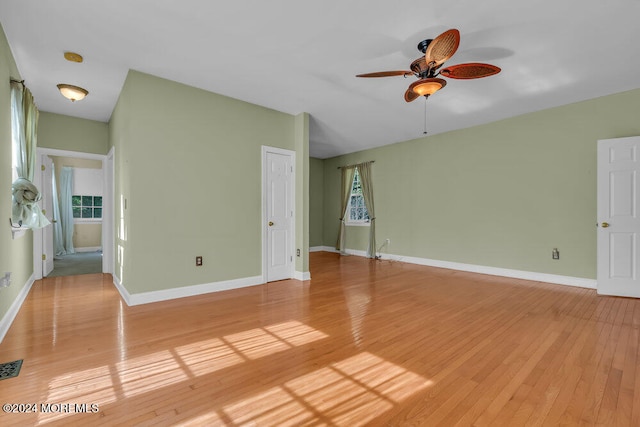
<box><xmin>358</xmin><ymin>161</ymin><xmax>376</xmax><ymax>258</ymax></box>
<box><xmin>10</xmin><ymin>80</ymin><xmax>49</xmax><ymax>229</ymax></box>
<box><xmin>51</xmin><ymin>163</ymin><xmax>66</xmax><ymax>256</ymax></box>
<box><xmin>336</xmin><ymin>166</ymin><xmax>356</xmax><ymax>253</ymax></box>
<box><xmin>59</xmin><ymin>167</ymin><xmax>75</xmax><ymax>254</ymax></box>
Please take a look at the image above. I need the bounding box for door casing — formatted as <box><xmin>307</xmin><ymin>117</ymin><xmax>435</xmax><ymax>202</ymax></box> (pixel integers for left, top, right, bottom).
<box><xmin>33</xmin><ymin>147</ymin><xmax>114</xmax><ymax>280</ymax></box>
<box><xmin>41</xmin><ymin>154</ymin><xmax>54</xmax><ymax>276</ymax></box>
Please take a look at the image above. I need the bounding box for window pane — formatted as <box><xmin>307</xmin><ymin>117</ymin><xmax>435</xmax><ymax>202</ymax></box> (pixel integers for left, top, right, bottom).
<box><xmin>349</xmin><ymin>169</ymin><xmax>369</xmax><ymax>222</ymax></box>
<box><xmin>82</xmin><ymin>196</ymin><xmax>93</xmax><ymax>207</ymax></box>
<box><xmin>82</xmin><ymin>207</ymin><xmax>93</xmax><ymax>218</ymax></box>
<box><xmin>72</xmin><ymin>207</ymin><xmax>81</xmax><ymax>218</ymax></box>
<box><xmin>94</xmin><ymin>208</ymin><xmax>102</xmax><ymax>219</ymax></box>
<box><xmin>94</xmin><ymin>196</ymin><xmax>102</xmax><ymax>207</ymax></box>
<box><xmin>72</xmin><ymin>195</ymin><xmax>82</xmax><ymax>206</ymax></box>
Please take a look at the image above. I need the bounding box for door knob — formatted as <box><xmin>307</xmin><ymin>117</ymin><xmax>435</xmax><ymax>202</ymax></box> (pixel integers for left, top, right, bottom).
<box><xmin>601</xmin><ymin>222</ymin><xmax>610</xmax><ymax>228</ymax></box>
<box><xmin>268</xmin><ymin>221</ymin><xmax>274</xmax><ymax>226</ymax></box>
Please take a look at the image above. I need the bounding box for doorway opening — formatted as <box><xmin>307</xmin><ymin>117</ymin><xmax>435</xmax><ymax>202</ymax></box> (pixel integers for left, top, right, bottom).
<box><xmin>33</xmin><ymin>147</ymin><xmax>114</xmax><ymax>279</ymax></box>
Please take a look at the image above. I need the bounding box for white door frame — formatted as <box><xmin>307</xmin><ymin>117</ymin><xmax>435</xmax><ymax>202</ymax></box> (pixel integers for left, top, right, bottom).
<box><xmin>261</xmin><ymin>145</ymin><xmax>295</xmax><ymax>283</ymax></box>
<box><xmin>40</xmin><ymin>154</ymin><xmax>54</xmax><ymax>276</ymax></box>
<box><xmin>33</xmin><ymin>147</ymin><xmax>115</xmax><ymax>279</ymax></box>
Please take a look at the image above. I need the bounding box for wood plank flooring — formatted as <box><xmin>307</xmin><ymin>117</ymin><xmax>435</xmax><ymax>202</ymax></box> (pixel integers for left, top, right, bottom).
<box><xmin>0</xmin><ymin>251</ymin><xmax>639</xmax><ymax>426</ymax></box>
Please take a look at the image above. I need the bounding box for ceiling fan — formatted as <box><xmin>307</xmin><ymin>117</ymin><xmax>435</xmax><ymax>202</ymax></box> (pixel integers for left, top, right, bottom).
<box><xmin>356</xmin><ymin>29</ymin><xmax>501</xmax><ymax>102</ymax></box>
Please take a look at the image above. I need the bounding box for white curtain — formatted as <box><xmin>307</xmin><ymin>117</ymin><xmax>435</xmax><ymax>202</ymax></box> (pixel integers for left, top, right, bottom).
<box><xmin>10</xmin><ymin>80</ymin><xmax>50</xmax><ymax>228</ymax></box>
<box><xmin>59</xmin><ymin>167</ymin><xmax>75</xmax><ymax>254</ymax></box>
<box><xmin>51</xmin><ymin>164</ymin><xmax>65</xmax><ymax>256</ymax></box>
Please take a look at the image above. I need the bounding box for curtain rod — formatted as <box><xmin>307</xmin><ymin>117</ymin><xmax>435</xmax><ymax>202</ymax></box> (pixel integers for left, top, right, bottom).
<box><xmin>337</xmin><ymin>160</ymin><xmax>374</xmax><ymax>169</ymax></box>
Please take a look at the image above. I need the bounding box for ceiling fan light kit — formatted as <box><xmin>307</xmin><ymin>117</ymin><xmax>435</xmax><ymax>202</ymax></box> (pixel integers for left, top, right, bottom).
<box><xmin>410</xmin><ymin>78</ymin><xmax>447</xmax><ymax>96</ymax></box>
<box><xmin>357</xmin><ymin>28</ymin><xmax>501</xmax><ymax>103</ymax></box>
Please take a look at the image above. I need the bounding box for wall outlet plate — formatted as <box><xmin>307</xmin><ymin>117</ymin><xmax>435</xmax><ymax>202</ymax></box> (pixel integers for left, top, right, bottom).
<box><xmin>0</xmin><ymin>272</ymin><xmax>11</xmax><ymax>288</ymax></box>
<box><xmin>195</xmin><ymin>256</ymin><xmax>203</xmax><ymax>266</ymax></box>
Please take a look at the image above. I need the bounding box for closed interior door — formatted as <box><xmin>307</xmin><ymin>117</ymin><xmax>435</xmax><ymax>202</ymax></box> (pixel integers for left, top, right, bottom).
<box><xmin>265</xmin><ymin>150</ymin><xmax>293</xmax><ymax>282</ymax></box>
<box><xmin>597</xmin><ymin>136</ymin><xmax>640</xmax><ymax>297</ymax></box>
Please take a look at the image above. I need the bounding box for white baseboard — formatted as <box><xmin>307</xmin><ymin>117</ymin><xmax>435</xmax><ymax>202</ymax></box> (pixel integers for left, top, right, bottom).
<box><xmin>315</xmin><ymin>248</ymin><xmax>597</xmax><ymax>290</ymax></box>
<box><xmin>113</xmin><ymin>275</ymin><xmax>264</xmax><ymax>306</ymax></box>
<box><xmin>311</xmin><ymin>246</ymin><xmax>368</xmax><ymax>256</ymax></box>
<box><xmin>0</xmin><ymin>273</ymin><xmax>35</xmax><ymax>343</ymax></box>
<box><xmin>75</xmin><ymin>246</ymin><xmax>102</xmax><ymax>253</ymax></box>
<box><xmin>294</xmin><ymin>271</ymin><xmax>311</xmax><ymax>281</ymax></box>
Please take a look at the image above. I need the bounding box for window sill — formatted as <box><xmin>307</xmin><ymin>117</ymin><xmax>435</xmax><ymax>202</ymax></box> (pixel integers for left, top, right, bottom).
<box><xmin>11</xmin><ymin>226</ymin><xmax>30</xmax><ymax>239</ymax></box>
<box><xmin>74</xmin><ymin>219</ymin><xmax>103</xmax><ymax>224</ymax></box>
<box><xmin>346</xmin><ymin>222</ymin><xmax>370</xmax><ymax>227</ymax></box>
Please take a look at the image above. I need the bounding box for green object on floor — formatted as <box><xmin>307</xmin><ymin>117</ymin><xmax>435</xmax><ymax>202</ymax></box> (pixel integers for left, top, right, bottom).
<box><xmin>47</xmin><ymin>251</ymin><xmax>102</xmax><ymax>277</ymax></box>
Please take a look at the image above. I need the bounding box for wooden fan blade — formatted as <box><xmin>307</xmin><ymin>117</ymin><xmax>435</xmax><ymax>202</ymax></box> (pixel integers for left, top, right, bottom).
<box><xmin>356</xmin><ymin>70</ymin><xmax>413</xmax><ymax>78</ymax></box>
<box><xmin>404</xmin><ymin>87</ymin><xmax>420</xmax><ymax>102</ymax></box>
<box><xmin>440</xmin><ymin>63</ymin><xmax>501</xmax><ymax>79</ymax></box>
<box><xmin>425</xmin><ymin>29</ymin><xmax>460</xmax><ymax>68</ymax></box>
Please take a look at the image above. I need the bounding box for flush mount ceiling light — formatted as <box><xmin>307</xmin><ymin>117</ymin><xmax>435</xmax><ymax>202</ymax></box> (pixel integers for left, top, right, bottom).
<box><xmin>56</xmin><ymin>84</ymin><xmax>88</xmax><ymax>102</ymax></box>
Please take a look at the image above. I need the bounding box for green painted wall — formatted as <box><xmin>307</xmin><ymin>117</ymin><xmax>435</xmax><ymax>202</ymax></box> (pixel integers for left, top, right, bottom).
<box><xmin>309</xmin><ymin>157</ymin><xmax>324</xmax><ymax>247</ymax></box>
<box><xmin>322</xmin><ymin>88</ymin><xmax>640</xmax><ymax>280</ymax></box>
<box><xmin>38</xmin><ymin>112</ymin><xmax>109</xmax><ymax>155</ymax></box>
<box><xmin>0</xmin><ymin>24</ymin><xmax>33</xmax><ymax>327</ymax></box>
<box><xmin>110</xmin><ymin>70</ymin><xmax>302</xmax><ymax>294</ymax></box>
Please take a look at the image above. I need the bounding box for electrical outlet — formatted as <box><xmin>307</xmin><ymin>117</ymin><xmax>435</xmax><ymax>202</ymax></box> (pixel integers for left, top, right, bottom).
<box><xmin>0</xmin><ymin>272</ymin><xmax>11</xmax><ymax>288</ymax></box>
<box><xmin>296</xmin><ymin>249</ymin><xmax>300</xmax><ymax>257</ymax></box>
<box><xmin>552</xmin><ymin>248</ymin><xmax>559</xmax><ymax>260</ymax></box>
<box><xmin>196</xmin><ymin>256</ymin><xmax>203</xmax><ymax>266</ymax></box>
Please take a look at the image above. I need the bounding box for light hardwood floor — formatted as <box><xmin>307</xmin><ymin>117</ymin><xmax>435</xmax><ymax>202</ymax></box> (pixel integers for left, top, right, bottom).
<box><xmin>0</xmin><ymin>251</ymin><xmax>639</xmax><ymax>426</ymax></box>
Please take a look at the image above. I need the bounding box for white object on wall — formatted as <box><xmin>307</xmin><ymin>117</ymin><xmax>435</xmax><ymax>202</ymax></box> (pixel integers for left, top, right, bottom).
<box><xmin>73</xmin><ymin>167</ymin><xmax>103</xmax><ymax>196</ymax></box>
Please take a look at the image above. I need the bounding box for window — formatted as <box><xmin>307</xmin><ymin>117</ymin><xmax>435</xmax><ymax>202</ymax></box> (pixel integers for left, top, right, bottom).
<box><xmin>346</xmin><ymin>168</ymin><xmax>369</xmax><ymax>225</ymax></box>
<box><xmin>72</xmin><ymin>195</ymin><xmax>102</xmax><ymax>220</ymax></box>
<box><xmin>10</xmin><ymin>84</ymin><xmax>19</xmax><ymax>185</ymax></box>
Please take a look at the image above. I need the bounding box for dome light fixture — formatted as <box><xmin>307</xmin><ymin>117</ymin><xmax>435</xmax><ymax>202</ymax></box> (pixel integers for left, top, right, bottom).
<box><xmin>408</xmin><ymin>78</ymin><xmax>447</xmax><ymax>98</ymax></box>
<box><xmin>57</xmin><ymin>84</ymin><xmax>88</xmax><ymax>102</ymax></box>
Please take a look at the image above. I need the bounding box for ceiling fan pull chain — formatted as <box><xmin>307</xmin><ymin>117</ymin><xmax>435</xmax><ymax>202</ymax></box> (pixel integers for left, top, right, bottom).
<box><xmin>423</xmin><ymin>97</ymin><xmax>428</xmax><ymax>135</ymax></box>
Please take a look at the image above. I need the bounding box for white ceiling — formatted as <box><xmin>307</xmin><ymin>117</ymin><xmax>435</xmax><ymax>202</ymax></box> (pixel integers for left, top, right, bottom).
<box><xmin>1</xmin><ymin>1</ymin><xmax>639</xmax><ymax>158</ymax></box>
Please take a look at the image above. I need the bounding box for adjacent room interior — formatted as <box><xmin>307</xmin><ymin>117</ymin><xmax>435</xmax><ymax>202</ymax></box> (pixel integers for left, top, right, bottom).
<box><xmin>1</xmin><ymin>1</ymin><xmax>640</xmax><ymax>425</ymax></box>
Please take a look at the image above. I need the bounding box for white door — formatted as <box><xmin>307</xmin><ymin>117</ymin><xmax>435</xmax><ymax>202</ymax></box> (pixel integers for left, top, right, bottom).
<box><xmin>41</xmin><ymin>155</ymin><xmax>54</xmax><ymax>276</ymax></box>
<box><xmin>264</xmin><ymin>148</ymin><xmax>294</xmax><ymax>282</ymax></box>
<box><xmin>597</xmin><ymin>136</ymin><xmax>640</xmax><ymax>297</ymax></box>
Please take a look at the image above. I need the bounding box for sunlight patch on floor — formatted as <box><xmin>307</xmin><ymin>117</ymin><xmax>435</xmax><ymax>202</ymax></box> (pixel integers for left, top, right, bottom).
<box><xmin>219</xmin><ymin>352</ymin><xmax>433</xmax><ymax>426</ymax></box>
<box><xmin>38</xmin><ymin>365</ymin><xmax>117</xmax><ymax>423</ymax></box>
<box><xmin>116</xmin><ymin>350</ymin><xmax>189</xmax><ymax>397</ymax></box>
<box><xmin>39</xmin><ymin>320</ymin><xmax>329</xmax><ymax>424</ymax></box>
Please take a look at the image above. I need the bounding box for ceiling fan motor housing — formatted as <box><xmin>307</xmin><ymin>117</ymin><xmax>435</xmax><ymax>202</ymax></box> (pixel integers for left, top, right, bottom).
<box><xmin>417</xmin><ymin>39</ymin><xmax>433</xmax><ymax>53</ymax></box>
